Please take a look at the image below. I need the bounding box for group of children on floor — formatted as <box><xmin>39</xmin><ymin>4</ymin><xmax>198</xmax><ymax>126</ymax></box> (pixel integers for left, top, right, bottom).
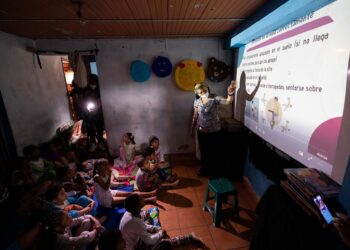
<box><xmin>1</xmin><ymin>132</ymin><xmax>204</xmax><ymax>250</ymax></box>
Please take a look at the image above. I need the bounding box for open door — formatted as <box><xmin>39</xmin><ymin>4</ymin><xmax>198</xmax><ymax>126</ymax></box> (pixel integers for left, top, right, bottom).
<box><xmin>61</xmin><ymin>56</ymin><xmax>107</xmax><ymax>149</ymax></box>
<box><xmin>61</xmin><ymin>58</ymin><xmax>78</xmax><ymax>121</ymax></box>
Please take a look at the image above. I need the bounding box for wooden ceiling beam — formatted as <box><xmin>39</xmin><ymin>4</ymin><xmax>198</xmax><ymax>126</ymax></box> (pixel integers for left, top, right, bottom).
<box><xmin>0</xmin><ymin>18</ymin><xmax>245</xmax><ymax>23</ymax></box>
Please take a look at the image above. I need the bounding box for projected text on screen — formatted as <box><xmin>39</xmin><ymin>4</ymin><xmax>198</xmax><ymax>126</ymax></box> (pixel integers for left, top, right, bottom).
<box><xmin>235</xmin><ymin>0</ymin><xmax>350</xmax><ymax>181</ymax></box>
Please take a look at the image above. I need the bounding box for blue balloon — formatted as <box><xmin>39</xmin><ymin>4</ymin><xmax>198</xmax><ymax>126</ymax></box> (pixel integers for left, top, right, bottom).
<box><xmin>152</xmin><ymin>56</ymin><xmax>172</xmax><ymax>77</ymax></box>
<box><xmin>130</xmin><ymin>60</ymin><xmax>150</xmax><ymax>82</ymax></box>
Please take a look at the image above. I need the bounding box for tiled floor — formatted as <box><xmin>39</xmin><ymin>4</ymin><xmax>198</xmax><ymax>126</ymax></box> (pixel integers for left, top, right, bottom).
<box><xmin>144</xmin><ymin>154</ymin><xmax>259</xmax><ymax>250</ymax></box>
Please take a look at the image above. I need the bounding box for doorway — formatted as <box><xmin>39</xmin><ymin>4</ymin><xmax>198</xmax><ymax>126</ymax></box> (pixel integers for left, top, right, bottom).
<box><xmin>61</xmin><ymin>55</ymin><xmax>100</xmax><ymax>122</ymax></box>
<box><xmin>60</xmin><ymin>56</ymin><xmax>108</xmax><ymax>151</ymax></box>
<box><xmin>61</xmin><ymin>58</ymin><xmax>78</xmax><ymax>121</ymax></box>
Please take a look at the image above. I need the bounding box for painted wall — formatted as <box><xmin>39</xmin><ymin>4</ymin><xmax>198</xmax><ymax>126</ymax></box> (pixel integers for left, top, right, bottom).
<box><xmin>0</xmin><ymin>32</ymin><xmax>71</xmax><ymax>155</ymax></box>
<box><xmin>36</xmin><ymin>38</ymin><xmax>232</xmax><ymax>156</ymax></box>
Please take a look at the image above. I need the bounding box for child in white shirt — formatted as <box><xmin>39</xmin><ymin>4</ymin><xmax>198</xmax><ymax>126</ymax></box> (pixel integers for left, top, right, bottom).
<box><xmin>119</xmin><ymin>194</ymin><xmax>164</xmax><ymax>250</ymax></box>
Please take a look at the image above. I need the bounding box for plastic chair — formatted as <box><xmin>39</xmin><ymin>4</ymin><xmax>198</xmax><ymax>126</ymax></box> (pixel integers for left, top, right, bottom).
<box><xmin>203</xmin><ymin>177</ymin><xmax>239</xmax><ymax>227</ymax></box>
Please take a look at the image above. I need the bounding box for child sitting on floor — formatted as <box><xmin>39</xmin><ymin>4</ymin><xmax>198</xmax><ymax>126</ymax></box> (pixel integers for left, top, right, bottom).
<box><xmin>136</xmin><ymin>147</ymin><xmax>178</xmax><ymax>192</ymax></box>
<box><xmin>56</xmin><ymin>165</ymin><xmax>93</xmax><ymax>197</ymax></box>
<box><xmin>119</xmin><ymin>194</ymin><xmax>205</xmax><ymax>250</ymax></box>
<box><xmin>119</xmin><ymin>194</ymin><xmax>165</xmax><ymax>250</ymax></box>
<box><xmin>46</xmin><ymin>183</ymin><xmax>95</xmax><ymax>218</ymax></box>
<box><xmin>46</xmin><ymin>137</ymin><xmax>80</xmax><ymax>168</ymax></box>
<box><xmin>45</xmin><ymin>210</ymin><xmax>103</xmax><ymax>250</ymax></box>
<box><xmin>10</xmin><ymin>158</ymin><xmax>35</xmax><ymax>187</ymax></box>
<box><xmin>22</xmin><ymin>145</ymin><xmax>56</xmax><ymax>184</ymax></box>
<box><xmin>93</xmin><ymin>159</ymin><xmax>157</xmax><ymax>208</ymax></box>
<box><xmin>136</xmin><ymin>148</ymin><xmax>160</xmax><ymax>192</ymax></box>
<box><xmin>114</xmin><ymin>132</ymin><xmax>142</xmax><ymax>170</ymax></box>
<box><xmin>103</xmin><ymin>158</ymin><xmax>135</xmax><ymax>189</ymax></box>
<box><xmin>149</xmin><ymin>136</ymin><xmax>178</xmax><ymax>183</ymax></box>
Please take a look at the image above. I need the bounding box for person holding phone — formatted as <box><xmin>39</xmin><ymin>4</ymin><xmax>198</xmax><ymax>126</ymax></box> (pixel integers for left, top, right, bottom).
<box><xmin>312</xmin><ymin>194</ymin><xmax>334</xmax><ymax>225</ymax></box>
<box><xmin>311</xmin><ymin>195</ymin><xmax>350</xmax><ymax>248</ymax></box>
<box><xmin>191</xmin><ymin>80</ymin><xmax>236</xmax><ymax>177</ymax></box>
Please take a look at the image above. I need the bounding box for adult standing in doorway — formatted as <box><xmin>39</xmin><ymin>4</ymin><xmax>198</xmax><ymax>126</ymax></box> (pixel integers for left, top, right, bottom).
<box><xmin>81</xmin><ymin>74</ymin><xmax>105</xmax><ymax>152</ymax></box>
<box><xmin>191</xmin><ymin>81</ymin><xmax>236</xmax><ymax>177</ymax></box>
<box><xmin>69</xmin><ymin>81</ymin><xmax>85</xmax><ymax>121</ymax></box>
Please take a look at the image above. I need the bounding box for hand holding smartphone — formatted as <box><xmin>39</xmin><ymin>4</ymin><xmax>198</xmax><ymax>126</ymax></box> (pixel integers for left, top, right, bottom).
<box><xmin>311</xmin><ymin>194</ymin><xmax>334</xmax><ymax>225</ymax></box>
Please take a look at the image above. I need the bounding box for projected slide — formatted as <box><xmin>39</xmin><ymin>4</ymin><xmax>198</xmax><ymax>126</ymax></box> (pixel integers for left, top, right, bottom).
<box><xmin>236</xmin><ymin>0</ymin><xmax>350</xmax><ymax>177</ymax></box>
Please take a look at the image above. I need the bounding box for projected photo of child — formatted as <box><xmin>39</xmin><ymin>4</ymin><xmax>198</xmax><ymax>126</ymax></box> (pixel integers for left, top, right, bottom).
<box><xmin>245</xmin><ymin>98</ymin><xmax>259</xmax><ymax>122</ymax></box>
<box><xmin>266</xmin><ymin>97</ymin><xmax>282</xmax><ymax>129</ymax></box>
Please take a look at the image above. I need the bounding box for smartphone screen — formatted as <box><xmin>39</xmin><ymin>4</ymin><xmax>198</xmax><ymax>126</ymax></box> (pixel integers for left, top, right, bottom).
<box><xmin>312</xmin><ymin>194</ymin><xmax>334</xmax><ymax>224</ymax></box>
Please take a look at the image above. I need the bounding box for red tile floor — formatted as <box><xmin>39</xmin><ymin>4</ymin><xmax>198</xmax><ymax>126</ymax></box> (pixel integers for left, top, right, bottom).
<box><xmin>143</xmin><ymin>154</ymin><xmax>259</xmax><ymax>250</ymax></box>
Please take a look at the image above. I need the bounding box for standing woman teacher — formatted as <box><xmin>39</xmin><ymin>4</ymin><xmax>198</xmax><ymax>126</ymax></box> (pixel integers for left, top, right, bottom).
<box><xmin>191</xmin><ymin>81</ymin><xmax>236</xmax><ymax>177</ymax></box>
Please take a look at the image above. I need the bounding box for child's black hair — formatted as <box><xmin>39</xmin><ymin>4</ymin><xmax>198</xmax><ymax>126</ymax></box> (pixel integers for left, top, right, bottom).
<box><xmin>93</xmin><ymin>158</ymin><xmax>109</xmax><ymax>177</ymax></box>
<box><xmin>149</xmin><ymin>136</ymin><xmax>159</xmax><ymax>146</ymax></box>
<box><xmin>45</xmin><ymin>183</ymin><xmax>63</xmax><ymax>202</ymax></box>
<box><xmin>125</xmin><ymin>132</ymin><xmax>135</xmax><ymax>145</ymax></box>
<box><xmin>107</xmin><ymin>157</ymin><xmax>114</xmax><ymax>166</ymax></box>
<box><xmin>138</xmin><ymin>147</ymin><xmax>155</xmax><ymax>168</ymax></box>
<box><xmin>124</xmin><ymin>194</ymin><xmax>141</xmax><ymax>215</ymax></box>
<box><xmin>55</xmin><ymin>166</ymin><xmax>69</xmax><ymax>180</ymax></box>
<box><xmin>142</xmin><ymin>147</ymin><xmax>155</xmax><ymax>158</ymax></box>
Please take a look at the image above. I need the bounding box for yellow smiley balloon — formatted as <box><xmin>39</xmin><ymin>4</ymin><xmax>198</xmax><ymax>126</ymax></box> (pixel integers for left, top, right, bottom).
<box><xmin>175</xmin><ymin>60</ymin><xmax>205</xmax><ymax>91</ymax></box>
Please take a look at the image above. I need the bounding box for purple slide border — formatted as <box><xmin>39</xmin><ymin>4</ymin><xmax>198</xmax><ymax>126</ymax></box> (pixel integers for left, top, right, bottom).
<box><xmin>247</xmin><ymin>16</ymin><xmax>333</xmax><ymax>52</ymax></box>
